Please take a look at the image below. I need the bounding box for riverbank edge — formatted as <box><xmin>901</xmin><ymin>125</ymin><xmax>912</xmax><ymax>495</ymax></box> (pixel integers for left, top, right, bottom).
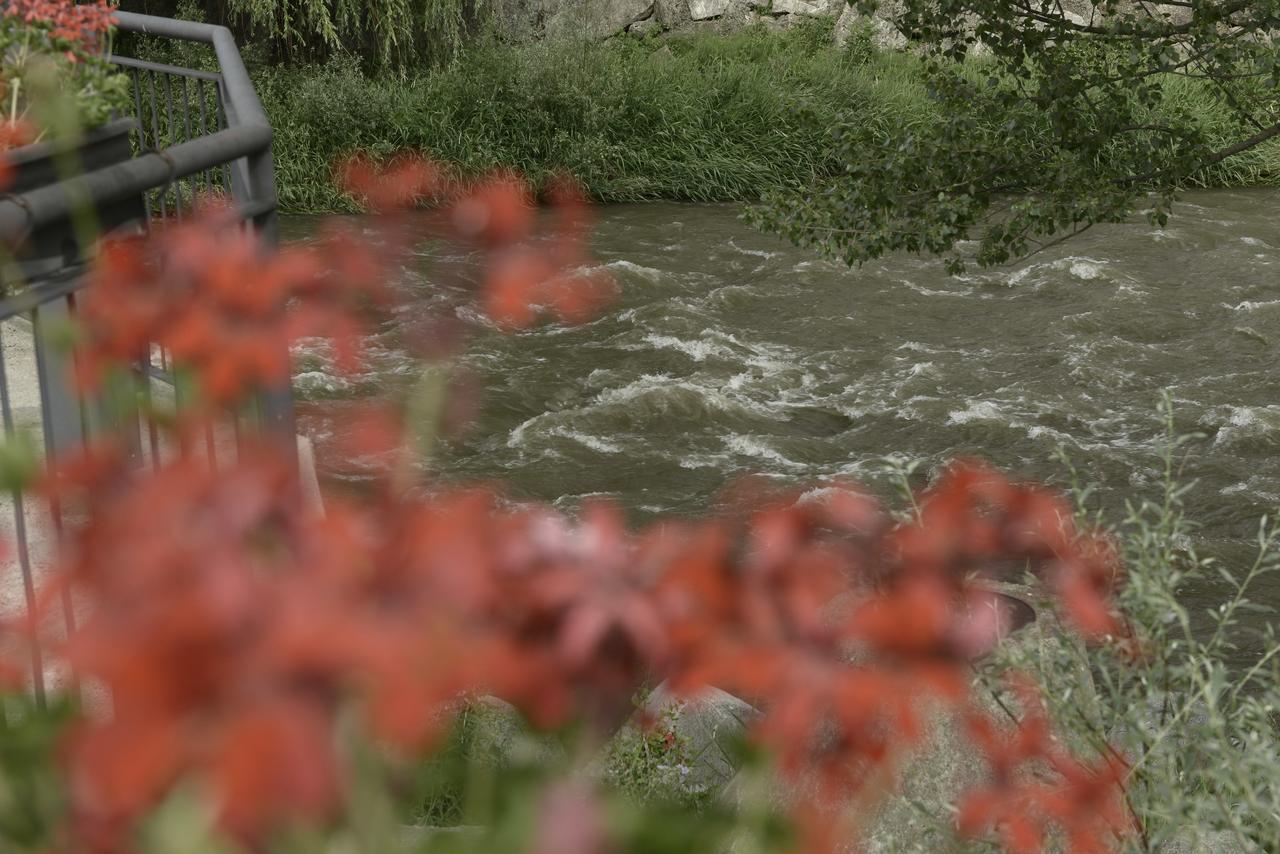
<box><xmin>237</xmin><ymin>20</ymin><xmax>1280</xmax><ymax>215</ymax></box>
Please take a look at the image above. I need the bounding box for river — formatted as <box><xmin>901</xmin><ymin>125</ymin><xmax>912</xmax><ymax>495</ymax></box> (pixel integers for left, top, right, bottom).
<box><xmin>283</xmin><ymin>189</ymin><xmax>1280</xmax><ymax>663</ymax></box>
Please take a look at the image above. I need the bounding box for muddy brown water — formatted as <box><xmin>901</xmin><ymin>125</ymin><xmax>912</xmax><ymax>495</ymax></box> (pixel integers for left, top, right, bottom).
<box><xmin>284</xmin><ymin>190</ymin><xmax>1280</xmax><ymax>667</ymax></box>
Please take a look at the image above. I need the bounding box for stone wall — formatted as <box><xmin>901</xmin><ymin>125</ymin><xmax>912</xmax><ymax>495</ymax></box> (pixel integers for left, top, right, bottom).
<box><xmin>490</xmin><ymin>0</ymin><xmax>1199</xmax><ymax>49</ymax></box>
<box><xmin>492</xmin><ymin>0</ymin><xmax>850</xmax><ymax>43</ymax></box>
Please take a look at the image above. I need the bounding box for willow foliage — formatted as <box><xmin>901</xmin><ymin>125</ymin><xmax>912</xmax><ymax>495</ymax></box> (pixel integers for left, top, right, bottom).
<box><xmin>121</xmin><ymin>0</ymin><xmax>482</xmax><ymax>71</ymax></box>
<box><xmin>753</xmin><ymin>0</ymin><xmax>1280</xmax><ymax>272</ymax></box>
<box><xmin>229</xmin><ymin>0</ymin><xmax>484</xmax><ymax>69</ymax></box>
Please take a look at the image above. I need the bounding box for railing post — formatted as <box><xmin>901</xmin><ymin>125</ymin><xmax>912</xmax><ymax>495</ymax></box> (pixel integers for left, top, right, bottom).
<box><xmin>244</xmin><ymin>111</ymin><xmax>294</xmax><ymax>448</ymax></box>
<box><xmin>31</xmin><ymin>298</ymin><xmax>82</xmax><ymax>460</ymax></box>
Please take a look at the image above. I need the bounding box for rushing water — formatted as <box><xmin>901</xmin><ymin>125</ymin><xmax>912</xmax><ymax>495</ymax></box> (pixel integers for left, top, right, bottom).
<box><xmin>284</xmin><ymin>189</ymin><xmax>1280</xmax><ymax>660</ymax></box>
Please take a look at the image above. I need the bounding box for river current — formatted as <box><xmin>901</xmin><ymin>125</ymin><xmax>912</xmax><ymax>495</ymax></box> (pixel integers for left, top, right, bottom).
<box><xmin>284</xmin><ymin>190</ymin><xmax>1280</xmax><ymax>659</ymax></box>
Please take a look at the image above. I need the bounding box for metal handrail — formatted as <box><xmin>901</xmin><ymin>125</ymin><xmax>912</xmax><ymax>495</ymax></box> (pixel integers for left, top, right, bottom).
<box><xmin>0</xmin><ymin>12</ymin><xmax>279</xmax><ymax>247</ymax></box>
<box><xmin>0</xmin><ymin>12</ymin><xmax>294</xmax><ymax>704</ymax></box>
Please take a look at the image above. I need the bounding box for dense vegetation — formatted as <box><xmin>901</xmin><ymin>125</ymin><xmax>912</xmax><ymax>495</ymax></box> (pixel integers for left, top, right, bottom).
<box><xmin>253</xmin><ymin>21</ymin><xmax>926</xmax><ymax>212</ymax></box>
<box><xmin>118</xmin><ymin>0</ymin><xmax>480</xmax><ymax>70</ymax></box>
<box><xmin>248</xmin><ymin>21</ymin><xmax>1280</xmax><ymax>216</ymax></box>
<box><xmin>127</xmin><ymin>7</ymin><xmax>1280</xmax><ymax>219</ymax></box>
<box><xmin>757</xmin><ymin>0</ymin><xmax>1280</xmax><ymax>270</ymax></box>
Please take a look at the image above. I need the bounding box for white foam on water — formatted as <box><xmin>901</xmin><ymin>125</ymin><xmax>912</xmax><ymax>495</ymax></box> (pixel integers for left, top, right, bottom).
<box><xmin>641</xmin><ymin>334</ymin><xmax>730</xmax><ymax>362</ymax></box>
<box><xmin>678</xmin><ymin>452</ymin><xmax>732</xmax><ymax>470</ymax></box>
<box><xmin>795</xmin><ymin>485</ymin><xmax>874</xmax><ymax>511</ymax></box>
<box><xmin>294</xmin><ymin>370</ymin><xmax>352</xmax><ymax>394</ymax></box>
<box><xmin>1007</xmin><ymin>256</ymin><xmax>1109</xmax><ymax>288</ymax></box>
<box><xmin>606</xmin><ymin>260</ymin><xmax>664</xmax><ymax>282</ymax></box>
<box><xmin>455</xmin><ymin>304</ymin><xmax>498</xmax><ymax>328</ymax></box>
<box><xmin>947</xmin><ymin>400</ymin><xmax>1006</xmax><ymax>425</ymax></box>
<box><xmin>508</xmin><ymin>412</ymin><xmax>552</xmax><ymax>448</ymax></box>
<box><xmin>1224</xmin><ymin>299</ymin><xmax>1280</xmax><ymax>312</ymax></box>
<box><xmin>1211</xmin><ymin>405</ymin><xmax>1280</xmax><ymax>447</ymax></box>
<box><xmin>900</xmin><ymin>279</ymin><xmax>976</xmax><ymax>298</ymax></box>
<box><xmin>724</xmin><ymin>434</ymin><xmax>806</xmax><ymax>470</ymax></box>
<box><xmin>1068</xmin><ymin>260</ymin><xmax>1104</xmax><ymax>280</ymax></box>
<box><xmin>551</xmin><ymin>428</ymin><xmax>624</xmax><ymax>454</ymax></box>
<box><xmin>727</xmin><ymin>239</ymin><xmax>780</xmax><ymax>259</ymax></box>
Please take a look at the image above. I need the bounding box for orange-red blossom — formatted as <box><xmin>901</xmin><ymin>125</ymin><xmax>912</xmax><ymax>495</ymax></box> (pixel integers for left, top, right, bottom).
<box><xmin>7</xmin><ymin>158</ymin><xmax>1134</xmax><ymax>853</ymax></box>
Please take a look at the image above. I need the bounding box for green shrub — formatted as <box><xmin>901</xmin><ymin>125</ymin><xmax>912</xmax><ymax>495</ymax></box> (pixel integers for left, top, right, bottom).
<box><xmin>979</xmin><ymin>397</ymin><xmax>1280</xmax><ymax>850</ymax></box>
<box><xmin>255</xmin><ymin>30</ymin><xmax>935</xmax><ymax>213</ymax></box>
<box><xmin>117</xmin><ymin>0</ymin><xmax>481</xmax><ymax>72</ymax></box>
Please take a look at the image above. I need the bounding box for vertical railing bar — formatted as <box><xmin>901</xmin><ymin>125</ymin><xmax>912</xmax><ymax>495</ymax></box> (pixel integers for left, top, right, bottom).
<box><xmin>140</xmin><ymin>351</ymin><xmax>161</xmax><ymax>470</ymax></box>
<box><xmin>147</xmin><ymin>71</ymin><xmax>168</xmax><ymax>222</ymax></box>
<box><xmin>63</xmin><ymin>295</ymin><xmax>93</xmax><ymax>452</ymax></box>
<box><xmin>169</xmin><ymin>356</ymin><xmax>193</xmax><ymax>459</ymax></box>
<box><xmin>204</xmin><ymin>422</ymin><xmax>217</xmax><ymax>467</ymax></box>
<box><xmin>197</xmin><ymin>78</ymin><xmax>212</xmax><ymax>196</ymax></box>
<box><xmin>180</xmin><ymin>76</ymin><xmax>197</xmax><ymax>209</ymax></box>
<box><xmin>164</xmin><ymin>74</ymin><xmax>182</xmax><ymax>220</ymax></box>
<box><xmin>130</xmin><ymin>66</ymin><xmax>153</xmax><ymax>225</ymax></box>
<box><xmin>215</xmin><ymin>81</ymin><xmax>232</xmax><ymax>194</ymax></box>
<box><xmin>0</xmin><ymin>324</ymin><xmax>47</xmax><ymax>708</ymax></box>
<box><xmin>56</xmin><ymin>299</ymin><xmax>80</xmax><ymax>664</ymax></box>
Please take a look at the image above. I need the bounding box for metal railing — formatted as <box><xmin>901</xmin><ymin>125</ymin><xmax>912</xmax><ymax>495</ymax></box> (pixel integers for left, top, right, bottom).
<box><xmin>0</xmin><ymin>12</ymin><xmax>281</xmax><ymax>249</ymax></box>
<box><xmin>0</xmin><ymin>13</ymin><xmax>291</xmax><ymax>702</ymax></box>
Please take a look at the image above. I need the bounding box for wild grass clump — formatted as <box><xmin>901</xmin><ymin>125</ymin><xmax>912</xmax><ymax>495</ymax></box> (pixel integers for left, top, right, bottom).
<box><xmin>255</xmin><ymin>23</ymin><xmax>934</xmax><ymax>213</ymax></box>
<box><xmin>977</xmin><ymin>397</ymin><xmax>1280</xmax><ymax>850</ymax></box>
<box><xmin>1157</xmin><ymin>73</ymin><xmax>1280</xmax><ymax>188</ymax></box>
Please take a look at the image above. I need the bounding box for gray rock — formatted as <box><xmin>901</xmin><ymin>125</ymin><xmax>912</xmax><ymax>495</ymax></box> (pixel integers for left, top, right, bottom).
<box><xmin>833</xmin><ymin>1</ymin><xmax>907</xmax><ymax>50</ymax></box>
<box><xmin>1057</xmin><ymin>0</ymin><xmax>1097</xmax><ymax>24</ymax></box>
<box><xmin>489</xmin><ymin>0</ymin><xmax>544</xmax><ymax>42</ymax></box>
<box><xmin>688</xmin><ymin>0</ymin><xmax>732</xmax><ymax>20</ymax></box>
<box><xmin>543</xmin><ymin>0</ymin><xmax>657</xmax><ymax>40</ymax></box>
<box><xmin>719</xmin><ymin>591</ymin><xmax>1057</xmax><ymax>850</ymax></box>
<box><xmin>1158</xmin><ymin>830</ymin><xmax>1263</xmax><ymax>854</ymax></box>
<box><xmin>627</xmin><ymin>13</ymin><xmax>663</xmax><ymax>35</ymax></box>
<box><xmin>770</xmin><ymin>0</ymin><xmax>824</xmax><ymax>16</ymax></box>
<box><xmin>638</xmin><ymin>684</ymin><xmax>759</xmax><ymax>793</ymax></box>
<box><xmin>653</xmin><ymin>0</ymin><xmax>690</xmax><ymax>29</ymax></box>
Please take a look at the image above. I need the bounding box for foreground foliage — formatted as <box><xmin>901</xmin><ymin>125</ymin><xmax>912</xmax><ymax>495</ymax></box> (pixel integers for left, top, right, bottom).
<box><xmin>1003</xmin><ymin>422</ymin><xmax>1280</xmax><ymax>850</ymax></box>
<box><xmin>237</xmin><ymin>20</ymin><xmax>1280</xmax><ymax>219</ymax></box>
<box><xmin>250</xmin><ymin>21</ymin><xmax>924</xmax><ymax>213</ymax></box>
<box><xmin>0</xmin><ymin>153</ymin><xmax>1150</xmax><ymax>853</ymax></box>
<box><xmin>756</xmin><ymin>0</ymin><xmax>1280</xmax><ymax>271</ymax></box>
<box><xmin>116</xmin><ymin>0</ymin><xmax>480</xmax><ymax>71</ymax></box>
<box><xmin>0</xmin><ymin>0</ymin><xmax>128</xmax><ymax>147</ymax></box>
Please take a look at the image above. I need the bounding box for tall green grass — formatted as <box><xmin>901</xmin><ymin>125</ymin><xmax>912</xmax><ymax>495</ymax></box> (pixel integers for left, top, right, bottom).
<box><xmin>257</xmin><ymin>22</ymin><xmax>935</xmax><ymax>213</ymax></box>
<box><xmin>254</xmin><ymin>20</ymin><xmax>1280</xmax><ymax>214</ymax></box>
<box><xmin>1158</xmin><ymin>73</ymin><xmax>1280</xmax><ymax>188</ymax></box>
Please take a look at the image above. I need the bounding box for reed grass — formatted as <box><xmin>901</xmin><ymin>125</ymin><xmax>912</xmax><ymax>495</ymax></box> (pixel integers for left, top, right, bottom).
<box><xmin>254</xmin><ymin>21</ymin><xmax>1280</xmax><ymax>214</ymax></box>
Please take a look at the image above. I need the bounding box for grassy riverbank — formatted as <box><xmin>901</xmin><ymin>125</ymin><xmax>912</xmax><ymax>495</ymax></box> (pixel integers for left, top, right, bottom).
<box><xmin>248</xmin><ymin>20</ymin><xmax>1280</xmax><ymax>213</ymax></box>
<box><xmin>255</xmin><ymin>21</ymin><xmax>933</xmax><ymax>212</ymax></box>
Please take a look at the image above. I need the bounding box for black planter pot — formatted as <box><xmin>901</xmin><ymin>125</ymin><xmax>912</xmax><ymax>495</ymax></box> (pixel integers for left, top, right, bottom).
<box><xmin>6</xmin><ymin>118</ymin><xmax>146</xmax><ymax>283</ymax></box>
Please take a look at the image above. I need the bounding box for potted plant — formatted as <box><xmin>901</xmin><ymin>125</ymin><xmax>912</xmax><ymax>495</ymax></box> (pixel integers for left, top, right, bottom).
<box><xmin>1</xmin><ymin>0</ymin><xmax>139</xmax><ymax>280</ymax></box>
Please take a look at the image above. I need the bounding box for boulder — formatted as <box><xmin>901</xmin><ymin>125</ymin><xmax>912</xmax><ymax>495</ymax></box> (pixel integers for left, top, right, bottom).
<box><xmin>653</xmin><ymin>0</ymin><xmax>691</xmax><ymax>29</ymax></box>
<box><xmin>770</xmin><ymin>0</ymin><xmax>825</xmax><ymax>16</ymax></box>
<box><xmin>688</xmin><ymin>0</ymin><xmax>732</xmax><ymax>20</ymax></box>
<box><xmin>1158</xmin><ymin>830</ymin><xmax>1263</xmax><ymax>854</ymax></box>
<box><xmin>489</xmin><ymin>0</ymin><xmax>544</xmax><ymax>42</ymax></box>
<box><xmin>543</xmin><ymin>0</ymin><xmax>657</xmax><ymax>40</ymax></box>
<box><xmin>718</xmin><ymin>587</ymin><xmax>1058</xmax><ymax>850</ymax></box>
<box><xmin>833</xmin><ymin>1</ymin><xmax>907</xmax><ymax>50</ymax></box>
<box><xmin>617</xmin><ymin>684</ymin><xmax>760</xmax><ymax>794</ymax></box>
<box><xmin>627</xmin><ymin>12</ymin><xmax>663</xmax><ymax>35</ymax></box>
